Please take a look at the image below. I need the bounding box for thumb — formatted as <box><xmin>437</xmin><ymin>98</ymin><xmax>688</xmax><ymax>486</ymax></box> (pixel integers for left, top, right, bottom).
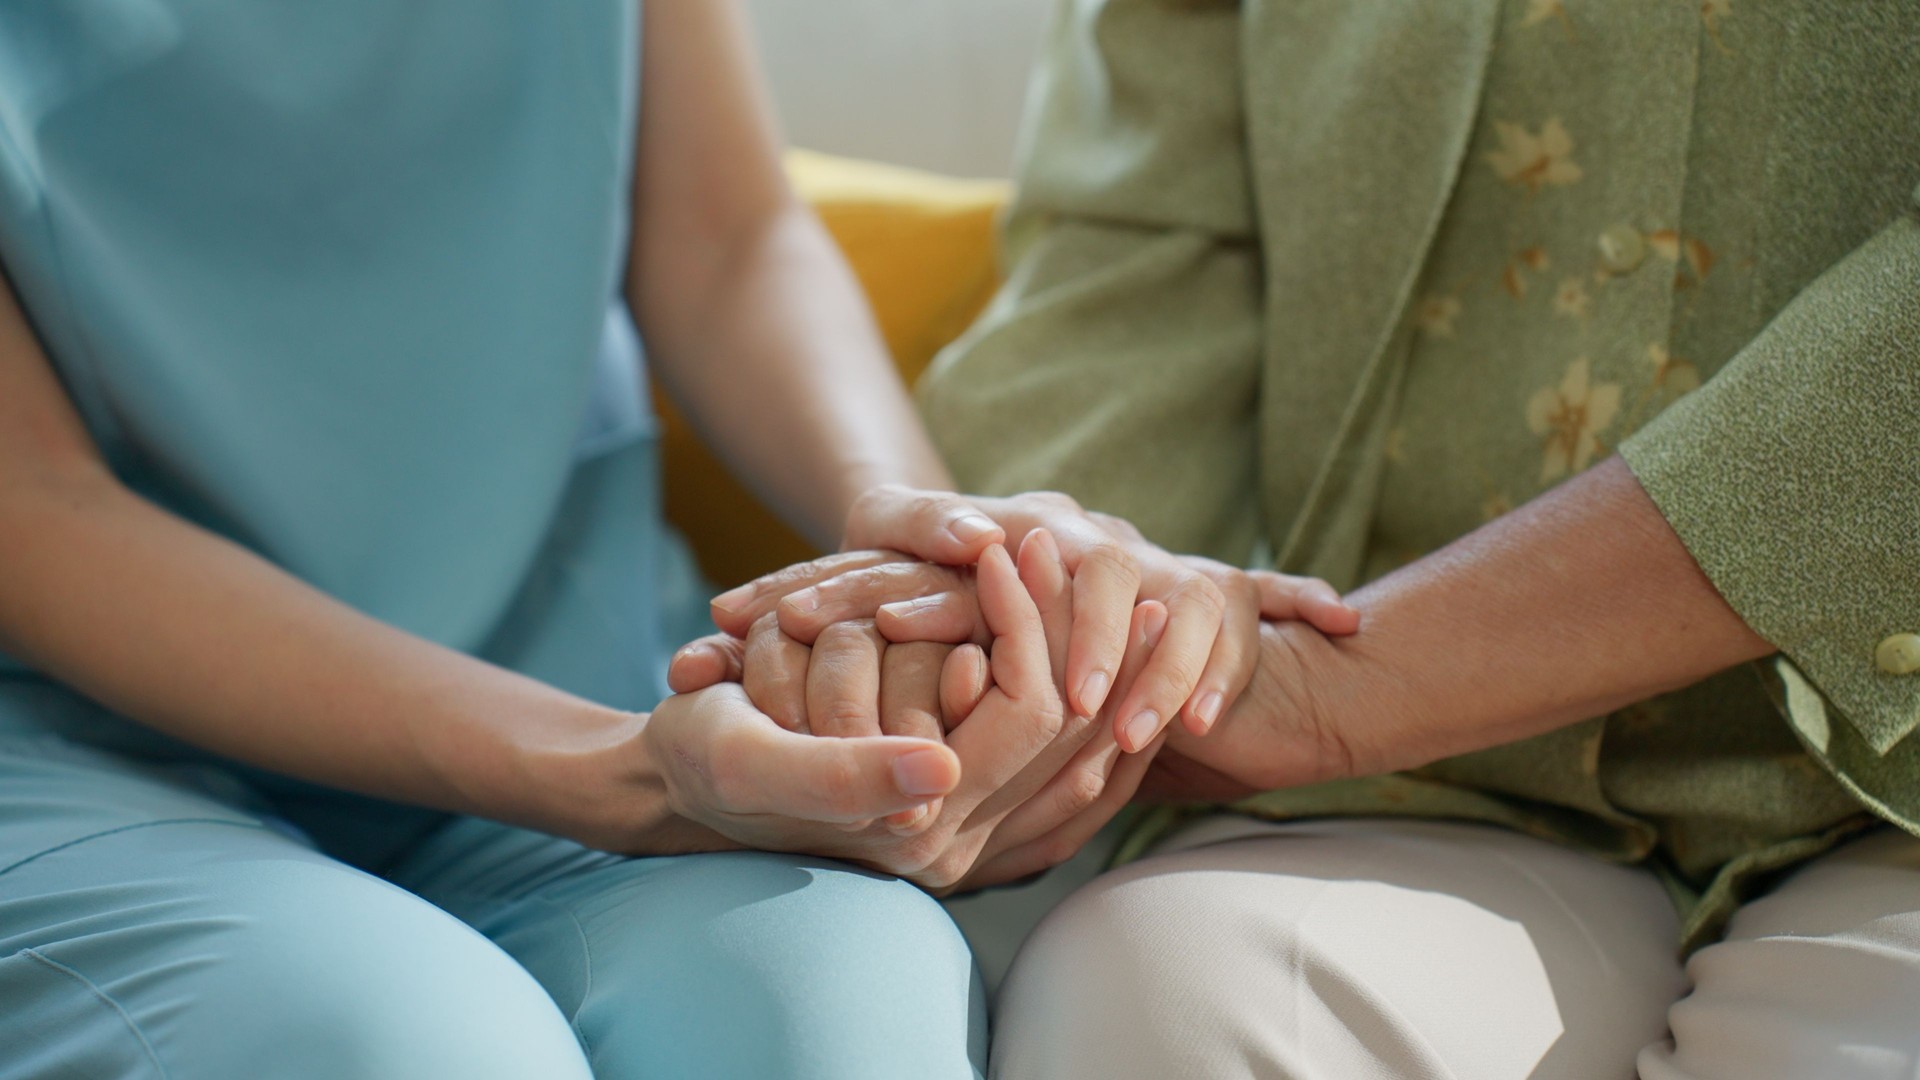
<box><xmin>666</xmin><ymin>634</ymin><xmax>745</xmax><ymax>693</ymax></box>
<box><xmin>729</xmin><ymin>724</ymin><xmax>962</xmax><ymax>824</ymax></box>
<box><xmin>845</xmin><ymin>485</ymin><xmax>1004</xmax><ymax>565</ymax></box>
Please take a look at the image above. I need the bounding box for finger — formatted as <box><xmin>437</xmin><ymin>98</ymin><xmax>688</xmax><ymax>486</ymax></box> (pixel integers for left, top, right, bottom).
<box><xmin>843</xmin><ymin>484</ymin><xmax>1005</xmax><ymax>565</ymax></box>
<box><xmin>880</xmin><ymin>641</ymin><xmax>948</xmax><ymax>743</ymax></box>
<box><xmin>976</xmin><ymin>544</ymin><xmax>1051</xmax><ymax>704</ymax></box>
<box><xmin>1016</xmin><ymin>528</ymin><xmax>1074</xmax><ymax>691</ymax></box>
<box><xmin>1178</xmin><ymin>571</ymin><xmax>1262</xmax><ymax>736</ymax></box>
<box><xmin>961</xmin><ymin>730</ymin><xmax>1164</xmax><ymax>891</ymax></box>
<box><xmin>1058</xmin><ymin>528</ymin><xmax>1139</xmax><ymax>720</ymax></box>
<box><xmin>713</xmin><ymin>710</ymin><xmax>960</xmax><ymax>823</ymax></box>
<box><xmin>936</xmin><ymin>547</ymin><xmax>1073</xmax><ymax>818</ymax></box>
<box><xmin>742</xmin><ymin>613</ymin><xmax>811</xmax><ymax>732</ymax></box>
<box><xmin>948</xmin><ymin>599</ymin><xmax>1161</xmax><ymax>829</ymax></box>
<box><xmin>877</xmin><ymin>590</ymin><xmax>987</xmax><ymax>646</ymax></box>
<box><xmin>666</xmin><ymin>634</ymin><xmax>744</xmax><ymax>694</ymax></box>
<box><xmin>983</xmin><ymin>596</ymin><xmax>1164</xmax><ymax>848</ymax></box>
<box><xmin>1252</xmin><ymin>572</ymin><xmax>1363</xmax><ymax>635</ymax></box>
<box><xmin>777</xmin><ymin>563</ymin><xmax>971</xmax><ymax>644</ymax></box>
<box><xmin>806</xmin><ymin>620</ymin><xmax>887</xmax><ymax>739</ymax></box>
<box><xmin>879</xmin><ymin>642</ymin><xmax>950</xmax><ymax>833</ymax></box>
<box><xmin>708</xmin><ymin>550</ymin><xmax>910</xmax><ymax>637</ymax></box>
<box><xmin>1109</xmin><ymin>574</ymin><xmax>1223</xmax><ymax>752</ymax></box>
<box><xmin>939</xmin><ymin>643</ymin><xmax>989</xmax><ymax>730</ymax></box>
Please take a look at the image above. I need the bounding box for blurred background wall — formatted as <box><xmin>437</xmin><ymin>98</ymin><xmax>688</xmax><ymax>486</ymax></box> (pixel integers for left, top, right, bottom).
<box><xmin>740</xmin><ymin>0</ymin><xmax>1053</xmax><ymax>178</ymax></box>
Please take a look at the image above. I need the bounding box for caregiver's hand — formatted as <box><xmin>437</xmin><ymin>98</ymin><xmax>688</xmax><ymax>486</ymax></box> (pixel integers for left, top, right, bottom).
<box><xmin>696</xmin><ymin>486</ymin><xmax>1359</xmax><ymax>751</ymax></box>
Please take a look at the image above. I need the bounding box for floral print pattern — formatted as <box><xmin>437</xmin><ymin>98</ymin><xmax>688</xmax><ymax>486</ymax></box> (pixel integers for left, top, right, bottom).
<box><xmin>1486</xmin><ymin>119</ymin><xmax>1583</xmax><ymax>193</ymax></box>
<box><xmin>1526</xmin><ymin>357</ymin><xmax>1622</xmax><ymax>481</ymax></box>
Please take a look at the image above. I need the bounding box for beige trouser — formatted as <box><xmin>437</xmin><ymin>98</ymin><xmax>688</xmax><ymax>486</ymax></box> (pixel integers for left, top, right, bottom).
<box><xmin>984</xmin><ymin>817</ymin><xmax>1920</xmax><ymax>1080</ymax></box>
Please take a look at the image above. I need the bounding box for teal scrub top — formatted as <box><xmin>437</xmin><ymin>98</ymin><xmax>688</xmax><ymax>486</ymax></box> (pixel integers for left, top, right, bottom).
<box><xmin>0</xmin><ymin>1</ymin><xmax>709</xmax><ymax>755</ymax></box>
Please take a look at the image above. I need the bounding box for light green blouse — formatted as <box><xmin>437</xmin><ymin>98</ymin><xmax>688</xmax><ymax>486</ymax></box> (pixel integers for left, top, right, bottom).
<box><xmin>922</xmin><ymin>0</ymin><xmax>1920</xmax><ymax>950</ymax></box>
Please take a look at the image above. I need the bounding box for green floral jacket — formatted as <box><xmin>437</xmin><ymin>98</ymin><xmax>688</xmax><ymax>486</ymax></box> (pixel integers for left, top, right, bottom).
<box><xmin>920</xmin><ymin>0</ymin><xmax>1920</xmax><ymax>949</ymax></box>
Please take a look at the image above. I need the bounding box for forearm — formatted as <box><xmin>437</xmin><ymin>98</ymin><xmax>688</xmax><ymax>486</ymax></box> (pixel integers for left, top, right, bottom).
<box><xmin>0</xmin><ymin>466</ymin><xmax>707</xmax><ymax>849</ymax></box>
<box><xmin>638</xmin><ymin>204</ymin><xmax>952</xmax><ymax>548</ymax></box>
<box><xmin>1178</xmin><ymin>457</ymin><xmax>1775</xmax><ymax>786</ymax></box>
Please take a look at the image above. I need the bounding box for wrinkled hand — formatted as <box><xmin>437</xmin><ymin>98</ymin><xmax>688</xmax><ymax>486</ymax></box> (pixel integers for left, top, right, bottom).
<box><xmin>683</xmin><ymin>485</ymin><xmax>1359</xmax><ymax>753</ymax></box>
<box><xmin>1137</xmin><ymin>618</ymin><xmax>1384</xmax><ymax>801</ymax></box>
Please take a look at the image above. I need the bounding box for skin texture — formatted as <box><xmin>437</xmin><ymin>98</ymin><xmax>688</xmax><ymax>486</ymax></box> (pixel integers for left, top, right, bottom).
<box><xmin>690</xmin><ymin>490</ymin><xmax>1363</xmax><ymax>751</ymax></box>
<box><xmin>1141</xmin><ymin>456</ymin><xmax>1777</xmax><ymax>801</ymax></box>
<box><xmin>646</xmin><ymin>539</ymin><xmax>1171</xmax><ymax>891</ymax></box>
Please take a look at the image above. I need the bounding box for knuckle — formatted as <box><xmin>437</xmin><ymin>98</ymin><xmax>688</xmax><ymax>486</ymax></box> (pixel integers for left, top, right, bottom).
<box><xmin>1077</xmin><ymin>541</ymin><xmax>1139</xmax><ymax>585</ymax></box>
<box><xmin>818</xmin><ymin>700</ymin><xmax>876</xmax><ymax>734</ymax></box>
<box><xmin>919</xmin><ymin>855</ymin><xmax>963</xmax><ymax>891</ymax></box>
<box><xmin>1036</xmin><ymin>490</ymin><xmax>1083</xmax><ymax>513</ymax></box>
<box><xmin>848</xmin><ymin>485</ymin><xmax>887</xmax><ymax>519</ymax></box>
<box><xmin>815</xmin><ymin>756</ymin><xmax>867</xmax><ymax>819</ymax></box>
<box><xmin>1170</xmin><ymin>576</ymin><xmax>1228</xmax><ymax>621</ymax></box>
<box><xmin>1054</xmin><ymin>706</ymin><xmax>1096</xmax><ymax>743</ymax></box>
<box><xmin>815</xmin><ymin>620</ymin><xmax>870</xmax><ymax>648</ymax></box>
<box><xmin>1060</xmin><ymin>768</ymin><xmax>1106</xmax><ymax>815</ymax></box>
<box><xmin>1159</xmin><ymin>652</ymin><xmax>1212</xmax><ymax>696</ymax></box>
<box><xmin>1032</xmin><ymin>703</ymin><xmax>1069</xmax><ymax>745</ymax></box>
<box><xmin>897</xmin><ymin>832</ymin><xmax>946</xmax><ymax>874</ymax></box>
<box><xmin>909</xmin><ymin>490</ymin><xmax>959</xmax><ymax>524</ymax></box>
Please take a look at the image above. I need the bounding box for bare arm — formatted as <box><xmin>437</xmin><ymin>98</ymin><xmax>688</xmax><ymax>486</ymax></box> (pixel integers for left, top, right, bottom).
<box><xmin>0</xmin><ymin>278</ymin><xmax>669</xmax><ymax>841</ymax></box>
<box><xmin>1163</xmin><ymin>457</ymin><xmax>1775</xmax><ymax>791</ymax></box>
<box><xmin>628</xmin><ymin>0</ymin><xmax>953</xmax><ymax>551</ymax></box>
<box><xmin>0</xmin><ymin>281</ymin><xmax>979</xmax><ymax>860</ymax></box>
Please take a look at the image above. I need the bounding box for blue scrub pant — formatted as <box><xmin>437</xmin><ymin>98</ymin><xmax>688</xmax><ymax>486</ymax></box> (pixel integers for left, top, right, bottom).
<box><xmin>0</xmin><ymin>733</ymin><xmax>987</xmax><ymax>1078</ymax></box>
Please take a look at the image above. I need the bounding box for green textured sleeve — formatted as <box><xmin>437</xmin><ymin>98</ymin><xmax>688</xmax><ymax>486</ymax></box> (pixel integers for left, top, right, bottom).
<box><xmin>916</xmin><ymin>0</ymin><xmax>1266</xmax><ymax>565</ymax></box>
<box><xmin>1620</xmin><ymin>200</ymin><xmax>1920</xmax><ymax>765</ymax></box>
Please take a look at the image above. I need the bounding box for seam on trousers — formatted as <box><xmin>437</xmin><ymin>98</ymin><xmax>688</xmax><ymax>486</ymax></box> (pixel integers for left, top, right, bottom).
<box><xmin>434</xmin><ymin>889</ymin><xmax>600</xmax><ymax>1061</ymax></box>
<box><xmin>0</xmin><ymin>817</ymin><xmax>271</xmax><ymax>880</ymax></box>
<box><xmin>19</xmin><ymin>948</ymin><xmax>171</xmax><ymax>1079</ymax></box>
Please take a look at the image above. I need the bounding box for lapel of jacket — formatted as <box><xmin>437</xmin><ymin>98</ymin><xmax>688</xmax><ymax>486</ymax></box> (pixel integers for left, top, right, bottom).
<box><xmin>1244</xmin><ymin>0</ymin><xmax>1503</xmax><ymax>570</ymax></box>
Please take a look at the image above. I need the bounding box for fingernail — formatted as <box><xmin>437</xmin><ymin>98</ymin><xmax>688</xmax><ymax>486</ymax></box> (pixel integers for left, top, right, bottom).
<box><xmin>1123</xmin><ymin>710</ymin><xmax>1161</xmax><ymax>752</ymax></box>
<box><xmin>880</xmin><ymin>594</ymin><xmax>945</xmax><ymax>620</ymax></box>
<box><xmin>786</xmin><ymin>590</ymin><xmax>820</xmax><ymax>614</ymax></box>
<box><xmin>1193</xmin><ymin>691</ymin><xmax>1224</xmax><ymax>731</ymax></box>
<box><xmin>712</xmin><ymin>584</ymin><xmax>753</xmax><ymax>614</ymax></box>
<box><xmin>1079</xmin><ymin>669</ymin><xmax>1111</xmax><ymax>715</ymax></box>
<box><xmin>1141</xmin><ymin>606</ymin><xmax>1170</xmax><ymax>648</ymax></box>
<box><xmin>893</xmin><ymin>748</ymin><xmax>956</xmax><ymax>796</ymax></box>
<box><xmin>949</xmin><ymin>515</ymin><xmax>999</xmax><ymax>545</ymax></box>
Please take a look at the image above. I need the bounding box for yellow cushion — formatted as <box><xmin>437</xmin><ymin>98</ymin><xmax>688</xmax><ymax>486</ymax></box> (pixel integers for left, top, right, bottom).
<box><xmin>657</xmin><ymin>150</ymin><xmax>1011</xmax><ymax>588</ymax></box>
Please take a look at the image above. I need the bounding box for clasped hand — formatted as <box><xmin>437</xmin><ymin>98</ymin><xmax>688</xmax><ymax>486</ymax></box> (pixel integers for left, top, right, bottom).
<box><xmin>650</xmin><ymin>488</ymin><xmax>1359</xmax><ymax>893</ymax></box>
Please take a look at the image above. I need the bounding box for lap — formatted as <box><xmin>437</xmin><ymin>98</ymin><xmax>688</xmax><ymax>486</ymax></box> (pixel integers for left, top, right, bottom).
<box><xmin>994</xmin><ymin>816</ymin><xmax>1687</xmax><ymax>1080</ymax></box>
<box><xmin>0</xmin><ymin>736</ymin><xmax>987</xmax><ymax>1080</ymax></box>
<box><xmin>0</xmin><ymin>736</ymin><xmax>588</xmax><ymax>1079</ymax></box>
<box><xmin>1642</xmin><ymin>827</ymin><xmax>1920</xmax><ymax>1080</ymax></box>
<box><xmin>389</xmin><ymin>816</ymin><xmax>988</xmax><ymax>1080</ymax></box>
<box><xmin>995</xmin><ymin>815</ymin><xmax>1920</xmax><ymax>1080</ymax></box>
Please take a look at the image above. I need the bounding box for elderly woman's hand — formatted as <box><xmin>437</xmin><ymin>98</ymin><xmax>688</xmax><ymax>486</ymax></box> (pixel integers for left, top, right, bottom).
<box><xmin>685</xmin><ymin>486</ymin><xmax>1359</xmax><ymax>753</ymax></box>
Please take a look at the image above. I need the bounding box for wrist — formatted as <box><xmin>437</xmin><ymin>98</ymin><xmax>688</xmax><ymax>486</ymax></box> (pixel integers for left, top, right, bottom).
<box><xmin>460</xmin><ymin>699</ymin><xmax>705</xmax><ymax>852</ymax></box>
<box><xmin>1170</xmin><ymin>620</ymin><xmax>1400</xmax><ymax>790</ymax></box>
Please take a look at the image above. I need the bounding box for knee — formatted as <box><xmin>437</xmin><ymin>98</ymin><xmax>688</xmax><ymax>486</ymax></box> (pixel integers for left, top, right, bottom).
<box><xmin>995</xmin><ymin>862</ymin><xmax>1236</xmax><ymax>1077</ymax></box>
<box><xmin>190</xmin><ymin>859</ymin><xmax>591</xmax><ymax>1079</ymax></box>
<box><xmin>576</xmin><ymin>852</ymin><xmax>984</xmax><ymax>1080</ymax></box>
